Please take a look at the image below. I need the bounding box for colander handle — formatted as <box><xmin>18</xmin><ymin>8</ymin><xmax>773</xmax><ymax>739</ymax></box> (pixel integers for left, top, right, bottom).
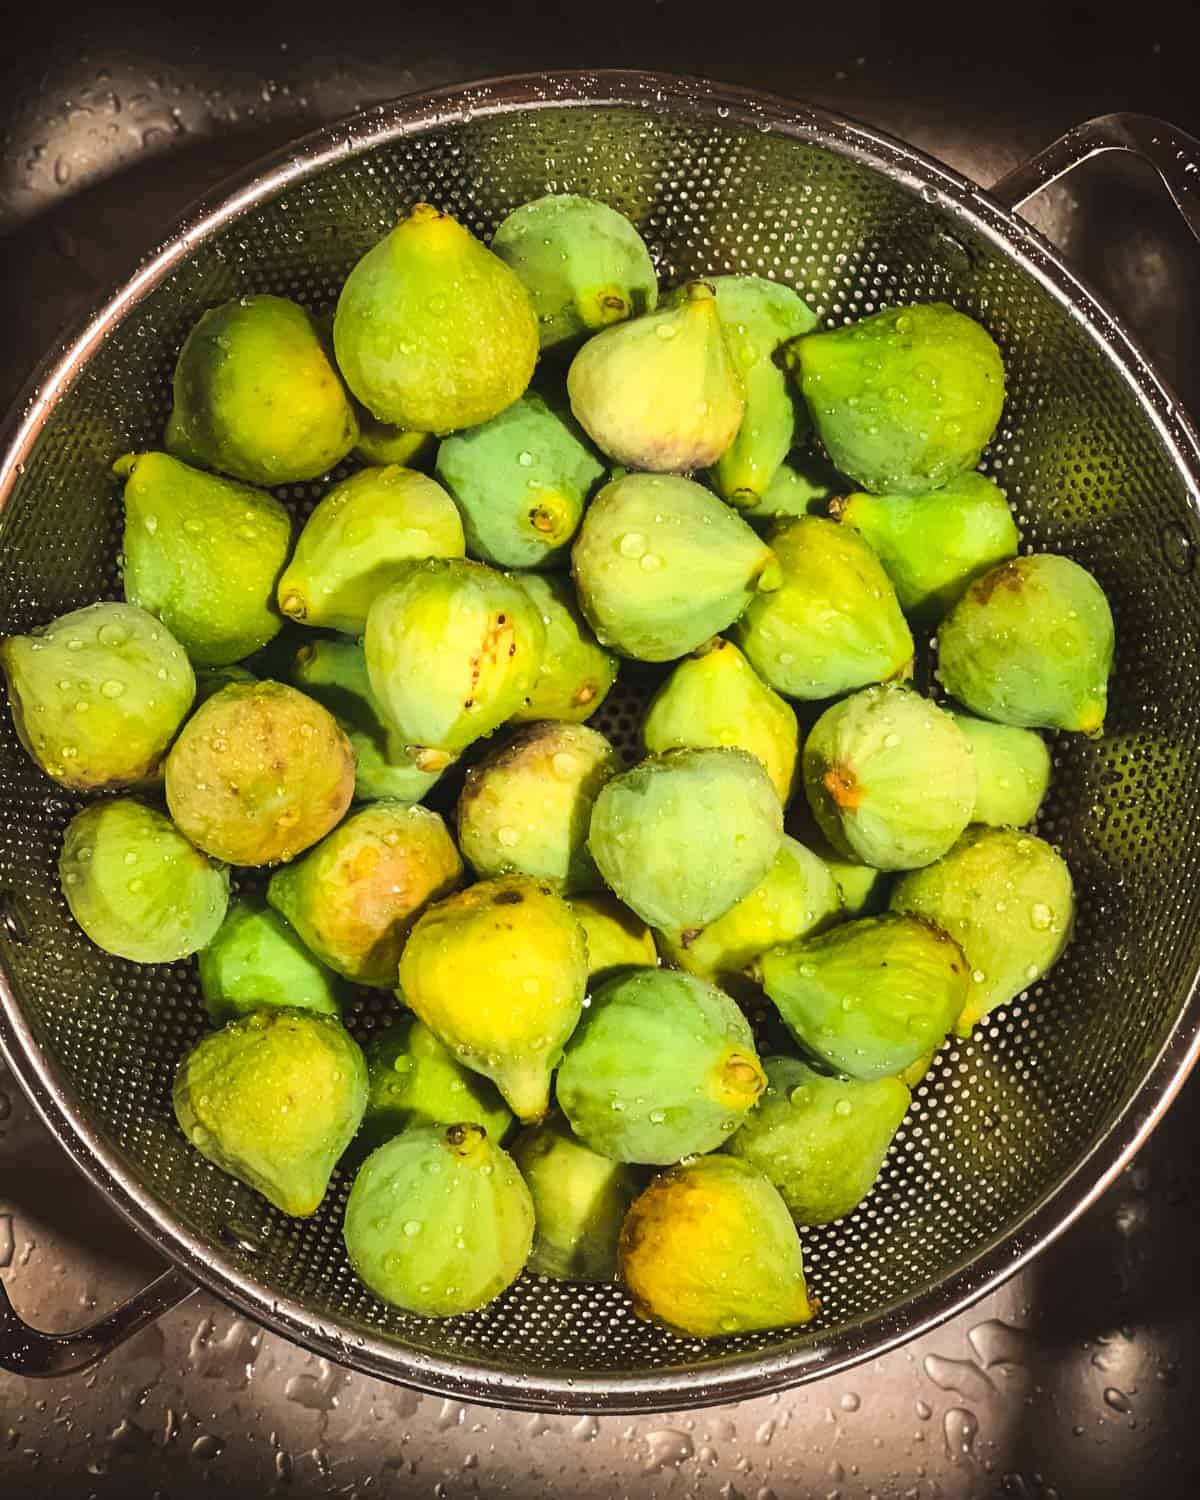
<box><xmin>989</xmin><ymin>112</ymin><xmax>1200</xmax><ymax>244</ymax></box>
<box><xmin>0</xmin><ymin>1264</ymin><xmax>196</xmax><ymax>1376</ymax></box>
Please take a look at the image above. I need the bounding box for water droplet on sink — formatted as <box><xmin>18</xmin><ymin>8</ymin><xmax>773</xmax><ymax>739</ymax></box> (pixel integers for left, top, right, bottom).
<box><xmin>943</xmin><ymin>1406</ymin><xmax>978</xmax><ymax>1458</ymax></box>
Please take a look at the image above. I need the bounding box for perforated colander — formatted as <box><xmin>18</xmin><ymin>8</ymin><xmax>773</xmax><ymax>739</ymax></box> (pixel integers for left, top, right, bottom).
<box><xmin>3</xmin><ymin>72</ymin><xmax>1200</xmax><ymax>1413</ymax></box>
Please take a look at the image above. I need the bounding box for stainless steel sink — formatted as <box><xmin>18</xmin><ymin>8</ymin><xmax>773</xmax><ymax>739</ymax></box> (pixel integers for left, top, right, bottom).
<box><xmin>0</xmin><ymin>6</ymin><xmax>1197</xmax><ymax>1494</ymax></box>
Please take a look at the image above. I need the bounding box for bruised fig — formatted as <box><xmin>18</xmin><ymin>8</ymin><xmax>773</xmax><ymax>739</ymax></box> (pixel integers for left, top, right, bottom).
<box><xmin>60</xmin><ymin>799</ymin><xmax>228</xmax><ymax>963</ymax></box>
<box><xmin>511</xmin><ymin>1115</ymin><xmax>643</xmax><ymax>1282</ymax></box>
<box><xmin>0</xmin><ymin>602</ymin><xmax>194</xmax><ymax>792</ymax></box>
<box><xmin>363</xmin><ymin>559</ymin><xmax>544</xmax><ymax>769</ymax></box>
<box><xmin>166</xmin><ymin>294</ymin><xmax>358</xmax><ymax>484</ymax></box>
<box><xmin>165</xmin><ymin>681</ymin><xmax>354</xmax><ymax>866</ymax></box>
<box><xmin>588</xmin><ymin>748</ymin><xmax>783</xmax><ymax>932</ymax></box>
<box><xmin>571</xmin><ymin>473</ymin><xmax>780</xmax><ymax>662</ymax></box>
<box><xmin>760</xmin><ymin>913</ymin><xmax>968</xmax><ymax>1080</ymax></box>
<box><xmin>117</xmin><ymin>451</ymin><xmax>293</xmax><ymax>667</ymax></box>
<box><xmin>398</xmin><ymin>875</ymin><xmax>588</xmax><ymax>1122</ymax></box>
<box><xmin>276</xmin><ymin>465</ymin><xmax>465</xmax><ymax>635</ymax></box>
<box><xmin>567</xmin><ymin>280</ymin><xmax>744</xmax><ymax>471</ymax></box>
<box><xmin>803</xmin><ymin>684</ymin><xmax>976</xmax><ymax>871</ymax></box>
<box><xmin>567</xmin><ymin>892</ymin><xmax>658</xmax><ymax>983</ymax></box>
<box><xmin>658</xmin><ymin>836</ymin><xmax>841</xmax><ymax>996</ymax></box>
<box><xmin>556</xmin><ymin>966</ymin><xmax>766</xmax><ymax>1164</ymax></box>
<box><xmin>343</xmin><ymin>1123</ymin><xmax>533</xmax><ymax>1315</ymax></box>
<box><xmin>509</xmin><ymin>573</ymin><xmax>618</xmax><ymax>723</ymax></box>
<box><xmin>175</xmin><ymin>1009</ymin><xmax>367</xmax><ymax>1216</ymax></box>
<box><xmin>290</xmin><ymin>638</ymin><xmax>443</xmax><ymax>805</ymax></box>
<box><xmin>937</xmin><ymin>554</ymin><xmax>1114</xmax><ymax>736</ymax></box>
<box><xmin>619</xmin><ymin>1155</ymin><xmax>813</xmax><ymax>1337</ymax></box>
<box><xmin>267</xmin><ymin>803</ymin><xmax>463</xmax><ymax>987</ymax></box>
<box><xmin>784</xmin><ymin>302</ymin><xmax>1006</xmax><ymax>495</ymax></box>
<box><xmin>435</xmin><ymin>393</ymin><xmax>603</xmax><ymax>569</ymax></box>
<box><xmin>952</xmin><ymin>714</ymin><xmax>1051</xmax><ymax>827</ymax></box>
<box><xmin>890</xmin><ymin>826</ymin><xmax>1074</xmax><ymax>1034</ymax></box>
<box><xmin>334</xmin><ymin>204</ymin><xmax>538</xmax><ymax>435</ymax></box>
<box><xmin>831</xmin><ymin>471</ymin><xmax>1019</xmax><ymax>624</ymax></box>
<box><xmin>456</xmin><ymin>721</ymin><xmax>621</xmax><ymax>892</ymax></box>
<box><xmin>491</xmin><ymin>194</ymin><xmax>658</xmax><ymax>350</ymax></box>
<box><xmin>642</xmin><ymin>636</ymin><xmax>798</xmax><ymax>803</ymax></box>
<box><xmin>361</xmin><ymin>1017</ymin><xmax>513</xmax><ymax>1150</ymax></box>
<box><xmin>732</xmin><ymin>516</ymin><xmax>912</xmax><ymax>699</ymax></box>
<box><xmin>724</xmin><ymin>1055</ymin><xmax>910</xmax><ymax>1224</ymax></box>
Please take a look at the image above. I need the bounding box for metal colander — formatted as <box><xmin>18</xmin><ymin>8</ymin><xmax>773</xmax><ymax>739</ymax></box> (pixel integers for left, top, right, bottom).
<box><xmin>3</xmin><ymin>72</ymin><xmax>1200</xmax><ymax>1413</ymax></box>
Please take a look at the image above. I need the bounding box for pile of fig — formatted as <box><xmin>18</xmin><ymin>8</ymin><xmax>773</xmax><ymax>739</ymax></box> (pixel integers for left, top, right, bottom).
<box><xmin>0</xmin><ymin>191</ymin><xmax>1113</xmax><ymax>1340</ymax></box>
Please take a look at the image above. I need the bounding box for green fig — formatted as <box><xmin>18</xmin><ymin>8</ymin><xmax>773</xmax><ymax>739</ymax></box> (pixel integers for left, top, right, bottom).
<box><xmin>952</xmin><ymin>715</ymin><xmax>1051</xmax><ymax>827</ymax></box>
<box><xmin>743</xmin><ymin>451</ymin><xmax>843</xmax><ymax>523</ymax></box>
<box><xmin>588</xmin><ymin>748</ymin><xmax>783</xmax><ymax>931</ymax></box>
<box><xmin>643</xmin><ymin>636</ymin><xmax>798</xmax><ymax>803</ymax></box>
<box><xmin>290</xmin><ymin>638</ymin><xmax>442</xmax><ymax>804</ymax></box>
<box><xmin>658</xmin><ymin>836</ymin><xmax>841</xmax><ymax>995</ymax></box>
<box><xmin>491</xmin><ymin>194</ymin><xmax>658</xmax><ymax>350</ymax></box>
<box><xmin>571</xmin><ymin>473</ymin><xmax>780</xmax><ymax>662</ymax></box>
<box><xmin>901</xmin><ymin>1050</ymin><xmax>937</xmax><ymax>1088</ymax></box>
<box><xmin>724</xmin><ymin>1055</ymin><xmax>910</xmax><ymax>1225</ymax></box>
<box><xmin>194</xmin><ymin>663</ymin><xmax>256</xmax><ymax>708</ymax></box>
<box><xmin>352</xmin><ymin>411</ymin><xmax>436</xmax><ymax>469</ymax></box>
<box><xmin>276</xmin><ymin>466</ymin><xmax>465</xmax><ymax>635</ymax></box>
<box><xmin>59</xmin><ymin>798</ymin><xmax>228</xmax><ymax>963</ymax></box>
<box><xmin>0</xmin><ymin>602</ymin><xmax>194</xmax><ymax>792</ymax></box>
<box><xmin>175</xmin><ymin>1009</ymin><xmax>367</xmax><ymax>1216</ymax></box>
<box><xmin>398</xmin><ymin>875</ymin><xmax>587</xmax><ymax>1122</ymax></box>
<box><xmin>334</xmin><ymin>203</ymin><xmax>538</xmax><ymax>434</ymax></box>
<box><xmin>166</xmin><ymin>294</ymin><xmax>357</xmax><ymax>484</ymax></box>
<box><xmin>786</xmin><ymin>800</ymin><xmax>889</xmax><ymax>918</ymax></box>
<box><xmin>510</xmin><ymin>1115</ymin><xmax>642</xmax><ymax>1282</ymax></box>
<box><xmin>456</xmin><ymin>722</ymin><xmax>621</xmax><ymax>892</ymax></box>
<box><xmin>556</xmin><ymin>966</ymin><xmax>766</xmax><ymax>1164</ymax></box>
<box><xmin>567</xmin><ymin>280</ymin><xmax>745</xmax><ymax>471</ymax></box>
<box><xmin>831</xmin><ymin>471</ymin><xmax>1019</xmax><ymax>624</ymax></box>
<box><xmin>760</xmin><ymin>913</ymin><xmax>968</xmax><ymax>1080</ymax></box>
<box><xmin>198</xmin><ymin>897</ymin><xmax>344</xmax><ymax>1024</ymax></box>
<box><xmin>567</xmin><ymin>892</ymin><xmax>658</xmax><ymax>984</ymax></box>
<box><xmin>803</xmin><ymin>684</ymin><xmax>976</xmax><ymax>870</ymax></box>
<box><xmin>509</xmin><ymin>572</ymin><xmax>618</xmax><ymax>723</ymax></box>
<box><xmin>361</xmin><ymin>1017</ymin><xmax>513</xmax><ymax>1151</ymax></box>
<box><xmin>783</xmin><ymin>302</ymin><xmax>1006</xmax><ymax>495</ymax></box>
<box><xmin>732</xmin><ymin>516</ymin><xmax>913</xmax><ymax>699</ymax></box>
<box><xmin>435</xmin><ymin>393</ymin><xmax>604</xmax><ymax>569</ymax></box>
<box><xmin>116</xmin><ymin>451</ymin><xmax>292</xmax><ymax>667</ymax></box>
<box><xmin>343</xmin><ymin>1123</ymin><xmax>533</xmax><ymax>1315</ymax></box>
<box><xmin>890</xmin><ymin>826</ymin><xmax>1074</xmax><ymax>1034</ymax></box>
<box><xmin>667</xmin><ymin>275</ymin><xmax>816</xmax><ymax>507</ymax></box>
<box><xmin>619</xmin><ymin>1155</ymin><xmax>813</xmax><ymax>1337</ymax></box>
<box><xmin>165</xmin><ymin>681</ymin><xmax>355</xmax><ymax>866</ymax></box>
<box><xmin>267</xmin><ymin>802</ymin><xmax>463</xmax><ymax>987</ymax></box>
<box><xmin>937</xmin><ymin>554</ymin><xmax>1114</xmax><ymax>736</ymax></box>
<box><xmin>363</xmin><ymin>558</ymin><xmax>544</xmax><ymax>770</ymax></box>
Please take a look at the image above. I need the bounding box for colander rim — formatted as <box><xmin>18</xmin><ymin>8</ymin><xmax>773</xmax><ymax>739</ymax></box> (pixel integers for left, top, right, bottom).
<box><xmin>2</xmin><ymin>67</ymin><xmax>1199</xmax><ymax>1413</ymax></box>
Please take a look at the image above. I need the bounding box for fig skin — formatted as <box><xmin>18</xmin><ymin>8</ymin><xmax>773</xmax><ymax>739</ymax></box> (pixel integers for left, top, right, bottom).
<box><xmin>1</xmin><ymin>602</ymin><xmax>195</xmax><ymax>792</ymax></box>
<box><xmin>60</xmin><ymin>798</ymin><xmax>229</xmax><ymax>964</ymax></box>
<box><xmin>937</xmin><ymin>553</ymin><xmax>1114</xmax><ymax>737</ymax></box>
<box><xmin>618</xmin><ymin>1155</ymin><xmax>813</xmax><ymax>1338</ymax></box>
<box><xmin>890</xmin><ymin>825</ymin><xmax>1074</xmax><ymax>1034</ymax></box>
<box><xmin>343</xmin><ymin>1122</ymin><xmax>534</xmax><ymax>1315</ymax></box>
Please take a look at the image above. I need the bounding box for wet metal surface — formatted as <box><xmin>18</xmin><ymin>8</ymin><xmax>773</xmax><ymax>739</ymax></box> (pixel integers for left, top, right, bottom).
<box><xmin>1</xmin><ymin>5</ymin><xmax>1199</xmax><ymax>1494</ymax></box>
